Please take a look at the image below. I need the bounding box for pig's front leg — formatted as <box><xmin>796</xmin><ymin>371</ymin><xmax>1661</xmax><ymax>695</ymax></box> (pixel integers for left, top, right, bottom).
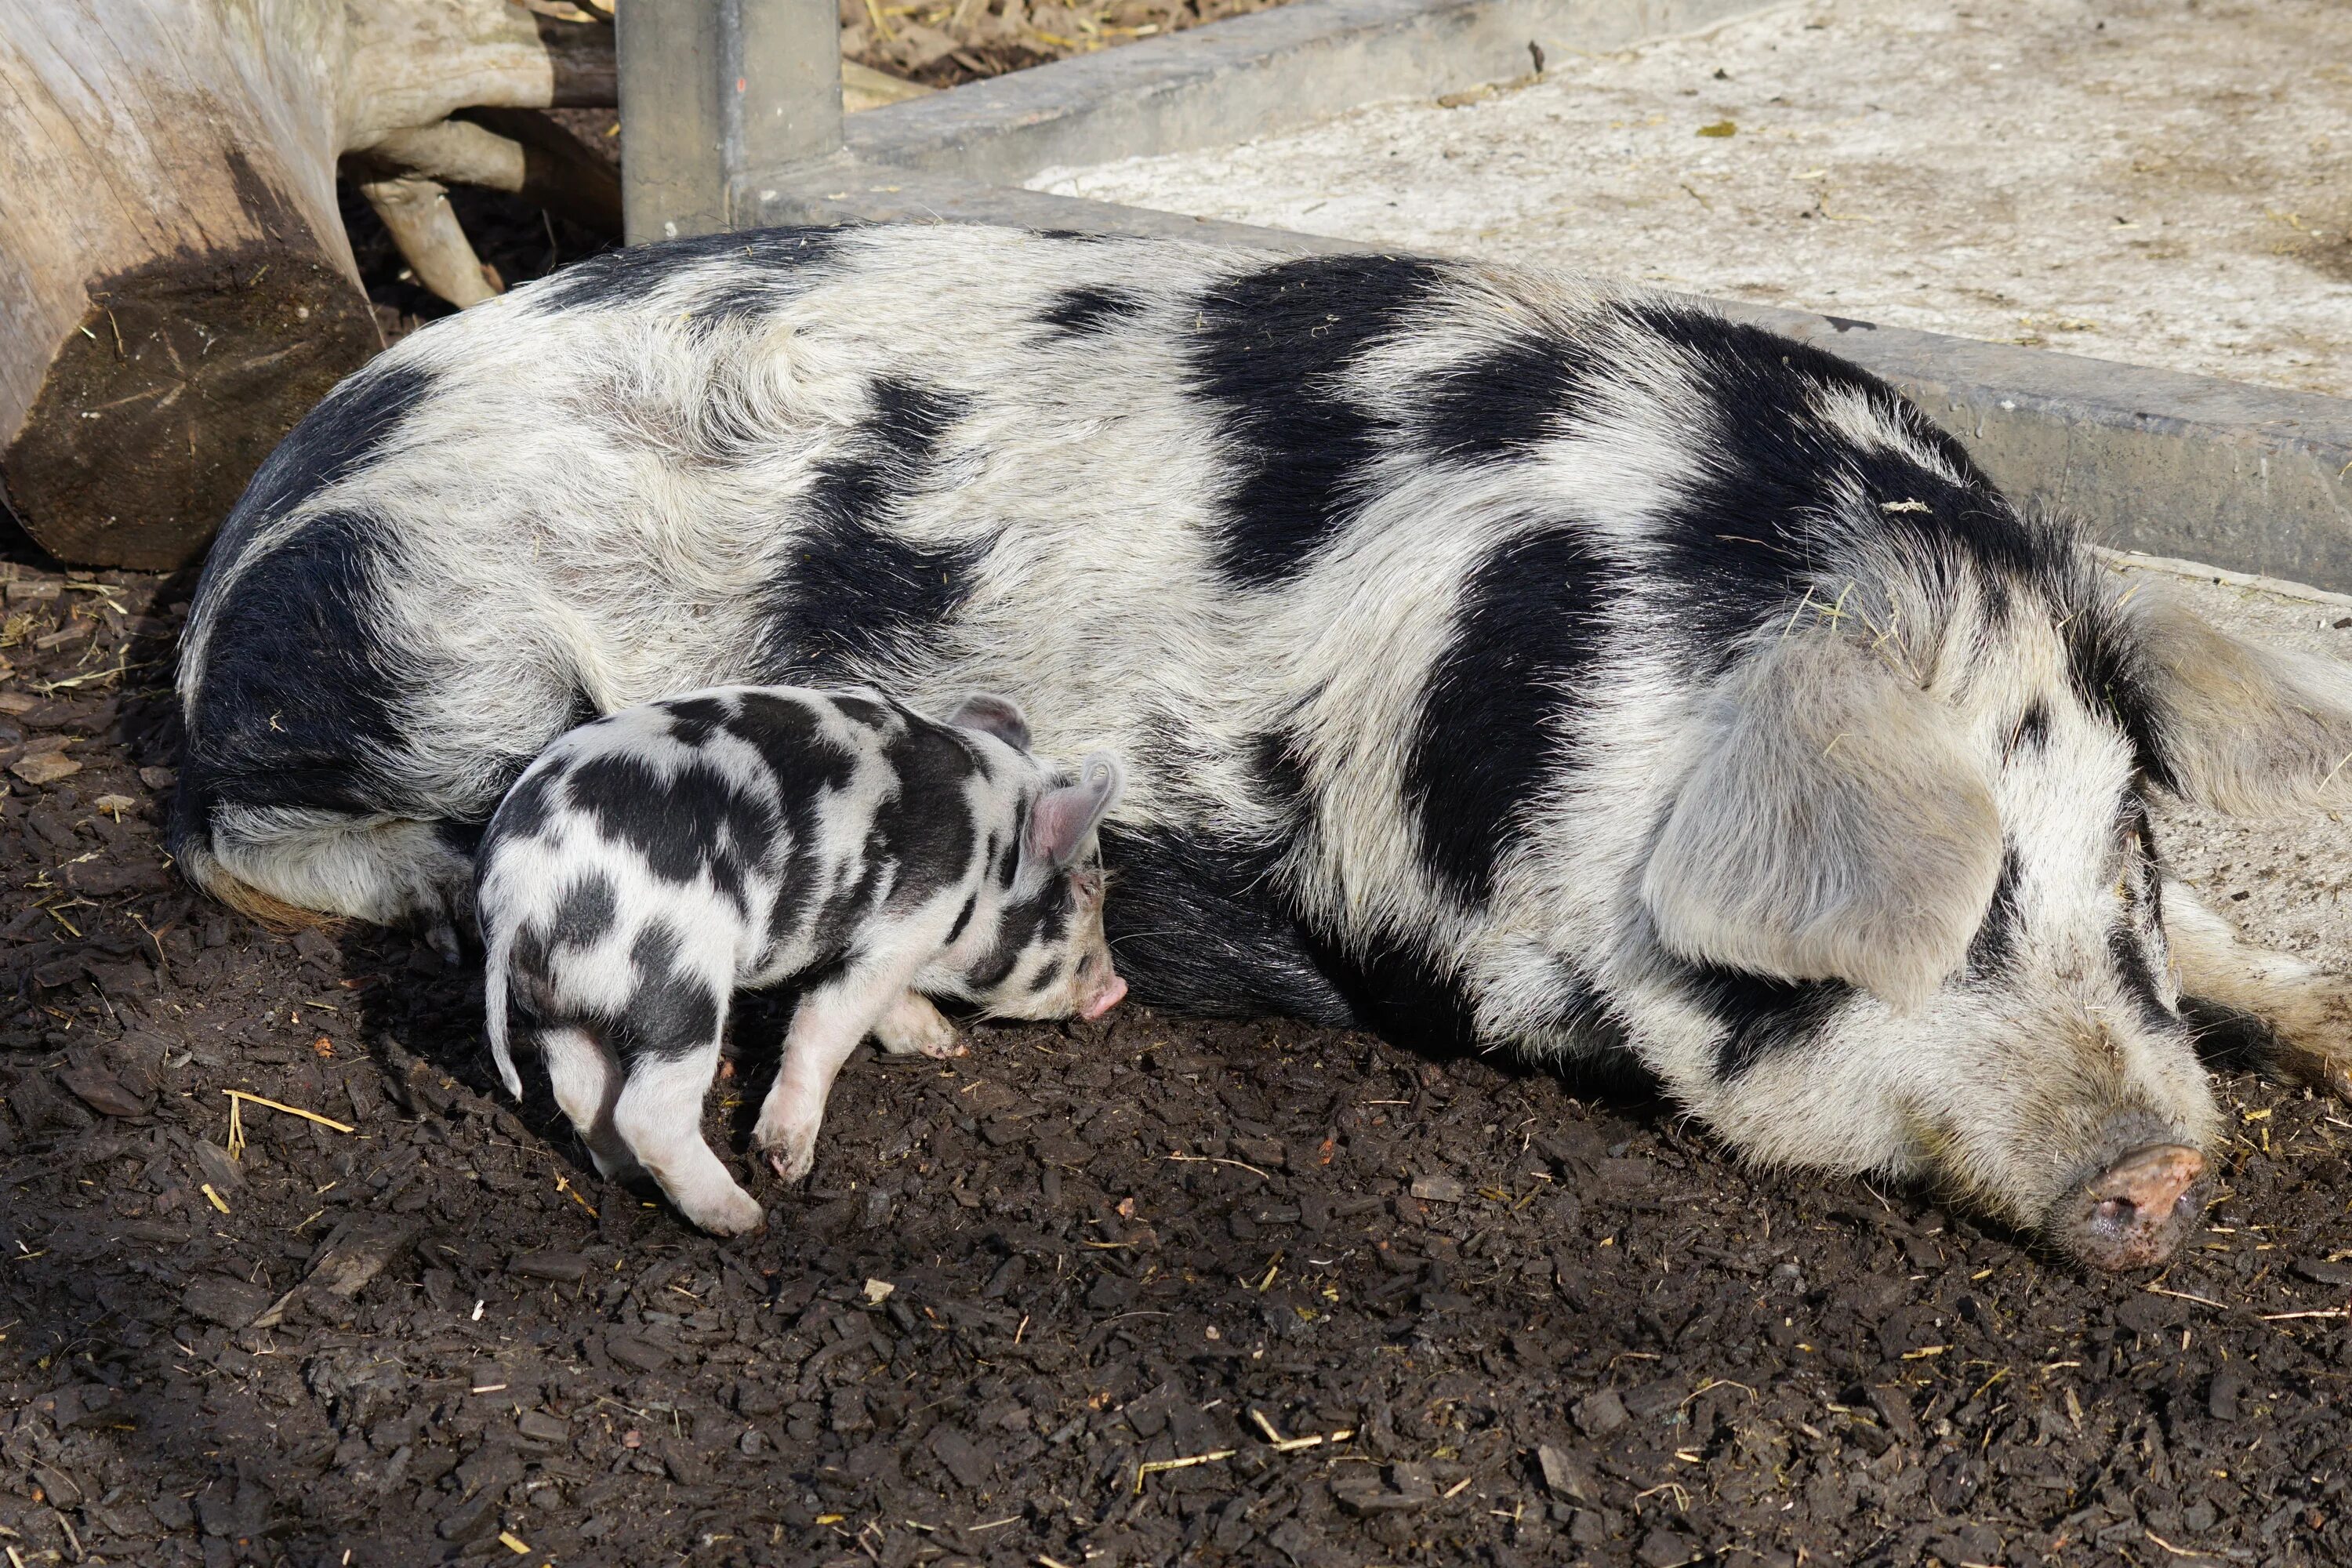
<box><xmin>2166</xmin><ymin>880</ymin><xmax>2352</xmax><ymax>1100</ymax></box>
<box><xmin>873</xmin><ymin>991</ymin><xmax>966</xmax><ymax>1058</ymax></box>
<box><xmin>754</xmin><ymin>958</ymin><xmax>922</xmax><ymax>1182</ymax></box>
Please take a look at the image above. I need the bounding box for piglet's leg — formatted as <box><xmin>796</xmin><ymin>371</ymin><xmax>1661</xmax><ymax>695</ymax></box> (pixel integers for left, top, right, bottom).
<box><xmin>754</xmin><ymin>959</ymin><xmax>920</xmax><ymax>1182</ymax></box>
<box><xmin>873</xmin><ymin>992</ymin><xmax>966</xmax><ymax>1058</ymax></box>
<box><xmin>2166</xmin><ymin>880</ymin><xmax>2352</xmax><ymax>1101</ymax></box>
<box><xmin>609</xmin><ymin>998</ymin><xmax>765</xmax><ymax>1238</ymax></box>
<box><xmin>541</xmin><ymin>1024</ymin><xmax>641</xmax><ymax>1184</ymax></box>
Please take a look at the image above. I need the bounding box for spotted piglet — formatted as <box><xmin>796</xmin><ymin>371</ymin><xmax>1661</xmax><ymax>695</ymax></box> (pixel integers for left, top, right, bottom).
<box><xmin>476</xmin><ymin>685</ymin><xmax>1127</xmax><ymax>1235</ymax></box>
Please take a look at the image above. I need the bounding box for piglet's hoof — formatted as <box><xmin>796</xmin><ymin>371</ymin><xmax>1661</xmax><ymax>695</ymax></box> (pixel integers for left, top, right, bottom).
<box><xmin>916</xmin><ymin>1029</ymin><xmax>967</xmax><ymax>1060</ymax></box>
<box><xmin>688</xmin><ymin>1187</ymin><xmax>769</xmax><ymax>1238</ymax></box>
<box><xmin>2057</xmin><ymin>1144</ymin><xmax>2209</xmax><ymax>1271</ymax></box>
<box><xmin>759</xmin><ymin>1127</ymin><xmax>818</xmax><ymax>1185</ymax></box>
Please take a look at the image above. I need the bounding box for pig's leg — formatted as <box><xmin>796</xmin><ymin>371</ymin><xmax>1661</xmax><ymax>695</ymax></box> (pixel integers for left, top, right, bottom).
<box><xmin>2166</xmin><ymin>880</ymin><xmax>2352</xmax><ymax>1100</ymax></box>
<box><xmin>753</xmin><ymin>957</ymin><xmax>922</xmax><ymax>1182</ymax></box>
<box><xmin>540</xmin><ymin>1023</ymin><xmax>641</xmax><ymax>1183</ymax></box>
<box><xmin>873</xmin><ymin>992</ymin><xmax>965</xmax><ymax>1058</ymax></box>
<box><xmin>608</xmin><ymin>993</ymin><xmax>766</xmax><ymax>1238</ymax></box>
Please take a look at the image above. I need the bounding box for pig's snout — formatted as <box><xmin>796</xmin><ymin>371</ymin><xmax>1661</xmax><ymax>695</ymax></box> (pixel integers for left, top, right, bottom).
<box><xmin>2055</xmin><ymin>1143</ymin><xmax>2209</xmax><ymax>1271</ymax></box>
<box><xmin>1080</xmin><ymin>972</ymin><xmax>1127</xmax><ymax>1020</ymax></box>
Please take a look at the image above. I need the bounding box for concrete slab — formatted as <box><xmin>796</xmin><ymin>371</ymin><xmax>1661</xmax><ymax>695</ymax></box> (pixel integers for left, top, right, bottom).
<box><xmin>1033</xmin><ymin>0</ymin><xmax>2352</xmax><ymax>401</ymax></box>
<box><xmin>843</xmin><ymin>0</ymin><xmax>1771</xmax><ymax>186</ymax></box>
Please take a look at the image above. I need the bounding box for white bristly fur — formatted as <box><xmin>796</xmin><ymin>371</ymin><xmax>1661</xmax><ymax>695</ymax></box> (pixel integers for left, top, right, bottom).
<box><xmin>180</xmin><ymin>226</ymin><xmax>2352</xmax><ymax>1247</ymax></box>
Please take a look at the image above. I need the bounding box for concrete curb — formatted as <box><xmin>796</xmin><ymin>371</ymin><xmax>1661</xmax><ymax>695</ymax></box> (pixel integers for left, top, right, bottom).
<box><xmin>750</xmin><ymin>161</ymin><xmax>2352</xmax><ymax>593</ymax></box>
<box><xmin>844</xmin><ymin>0</ymin><xmax>1768</xmax><ymax>187</ymax></box>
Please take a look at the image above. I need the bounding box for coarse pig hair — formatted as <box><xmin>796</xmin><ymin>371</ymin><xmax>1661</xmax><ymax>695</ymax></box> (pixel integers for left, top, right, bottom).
<box><xmin>174</xmin><ymin>224</ymin><xmax>2352</xmax><ymax>1261</ymax></box>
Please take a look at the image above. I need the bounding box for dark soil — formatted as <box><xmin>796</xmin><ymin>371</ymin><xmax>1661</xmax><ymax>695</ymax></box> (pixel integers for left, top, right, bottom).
<box><xmin>3</xmin><ymin>560</ymin><xmax>2351</xmax><ymax>1568</ymax></box>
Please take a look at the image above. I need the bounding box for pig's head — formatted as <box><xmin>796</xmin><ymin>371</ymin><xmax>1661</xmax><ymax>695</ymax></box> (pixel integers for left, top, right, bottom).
<box><xmin>946</xmin><ymin>696</ymin><xmax>1128</xmax><ymax>1024</ymax></box>
<box><xmin>1639</xmin><ymin>571</ymin><xmax>2352</xmax><ymax>1270</ymax></box>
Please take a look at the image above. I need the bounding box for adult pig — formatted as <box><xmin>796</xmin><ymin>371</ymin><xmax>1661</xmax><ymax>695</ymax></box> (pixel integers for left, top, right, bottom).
<box><xmin>173</xmin><ymin>224</ymin><xmax>2352</xmax><ymax>1269</ymax></box>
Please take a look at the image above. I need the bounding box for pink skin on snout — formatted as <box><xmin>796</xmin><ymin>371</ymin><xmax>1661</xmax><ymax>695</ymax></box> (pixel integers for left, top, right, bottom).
<box><xmin>2059</xmin><ymin>1143</ymin><xmax>2210</xmax><ymax>1272</ymax></box>
<box><xmin>1081</xmin><ymin>973</ymin><xmax>1128</xmax><ymax>1020</ymax></box>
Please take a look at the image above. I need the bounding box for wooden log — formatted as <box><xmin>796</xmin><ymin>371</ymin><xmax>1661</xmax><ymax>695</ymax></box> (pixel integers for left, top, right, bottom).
<box><xmin>0</xmin><ymin>1</ymin><xmax>617</xmax><ymax>571</ymax></box>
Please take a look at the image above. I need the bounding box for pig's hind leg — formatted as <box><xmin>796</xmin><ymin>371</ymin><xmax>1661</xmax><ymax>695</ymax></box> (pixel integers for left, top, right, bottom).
<box><xmin>606</xmin><ymin>982</ymin><xmax>765</xmax><ymax>1237</ymax></box>
<box><xmin>2166</xmin><ymin>880</ymin><xmax>2352</xmax><ymax>1101</ymax></box>
<box><xmin>873</xmin><ymin>992</ymin><xmax>966</xmax><ymax>1058</ymax></box>
<box><xmin>539</xmin><ymin>1024</ymin><xmax>641</xmax><ymax>1183</ymax></box>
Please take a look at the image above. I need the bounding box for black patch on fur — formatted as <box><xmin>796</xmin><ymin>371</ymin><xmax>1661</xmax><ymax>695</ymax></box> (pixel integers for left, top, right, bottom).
<box><xmin>807</xmin><ymin>829</ymin><xmax>896</xmax><ymax>961</ymax></box>
<box><xmin>2107</xmin><ymin>922</ymin><xmax>2176</xmax><ymax>1033</ymax></box>
<box><xmin>1684</xmin><ymin>963</ymin><xmax>1853</xmax><ymax>1078</ymax></box>
<box><xmin>492</xmin><ymin>764</ymin><xmax>564</xmax><ymax>843</ymax></box>
<box><xmin>666</xmin><ymin>695</ymin><xmax>733</xmax><ymax>748</ymax></box>
<box><xmin>2007</xmin><ymin>699</ymin><xmax>2053</xmax><ymax>757</ymax></box>
<box><xmin>212</xmin><ymin>363</ymin><xmax>434</xmax><ymax>561</ymax></box>
<box><xmin>2177</xmin><ymin>995</ymin><xmax>2280</xmax><ymax>1073</ymax></box>
<box><xmin>715</xmin><ymin>691</ymin><xmax>862</xmax><ymax>949</ymax></box>
<box><xmin>760</xmin><ymin>378</ymin><xmax>985</xmax><ymax>680</ymax></box>
<box><xmin>2063</xmin><ymin>600</ymin><xmax>2176</xmax><ymax>792</ymax></box>
<box><xmin>967</xmin><ymin>876</ymin><xmax>1077</xmax><ymax>993</ymax></box>
<box><xmin>1965</xmin><ymin>846</ymin><xmax>2026</xmax><ymax>979</ymax></box>
<box><xmin>435</xmin><ymin>817</ymin><xmax>488</xmax><ymax>862</ymax></box>
<box><xmin>992</xmin><ymin>819</ymin><xmax>1021</xmax><ymax>887</ymax></box>
<box><xmin>1616</xmin><ymin>302</ymin><xmax>2063</xmax><ymax>655</ymax></box>
<box><xmin>176</xmin><ymin>510</ymin><xmax>417</xmax><ymax>824</ymax></box>
<box><xmin>532</xmin><ymin>224</ymin><xmax>843</xmax><ymax>314</ymax></box>
<box><xmin>1247</xmin><ymin>726</ymin><xmax>1314</xmax><ymax>837</ymax></box>
<box><xmin>1408</xmin><ymin>524</ymin><xmax>1612</xmax><ymax>904</ymax></box>
<box><xmin>1185</xmin><ymin>253</ymin><xmax>1448</xmax><ymax>587</ymax></box>
<box><xmin>873</xmin><ymin>717</ymin><xmax>982</xmax><ymax>898</ymax></box>
<box><xmin>2108</xmin><ymin>793</ymin><xmax>2175</xmax><ymax>1030</ymax></box>
<box><xmin>1040</xmin><ymin>285</ymin><xmax>1148</xmax><ymax>336</ymax></box>
<box><xmin>1299</xmin><ymin>924</ymin><xmax>1480</xmax><ymax>1053</ymax></box>
<box><xmin>611</xmin><ymin>924</ymin><xmax>723</xmax><ymax>1061</ymax></box>
<box><xmin>1412</xmin><ymin>331</ymin><xmax>1608</xmax><ymax>463</ymax></box>
<box><xmin>1096</xmin><ymin>823</ymin><xmax>1356</xmax><ymax>1025</ymax></box>
<box><xmin>944</xmin><ymin>891</ymin><xmax>978</xmax><ymax>947</ymax></box>
<box><xmin>564</xmin><ymin>753</ymin><xmax>777</xmax><ymax>916</ymax></box>
<box><xmin>550</xmin><ymin>873</ymin><xmax>619</xmax><ymax>946</ymax></box>
<box><xmin>1029</xmin><ymin>955</ymin><xmax>1066</xmax><ymax>995</ymax></box>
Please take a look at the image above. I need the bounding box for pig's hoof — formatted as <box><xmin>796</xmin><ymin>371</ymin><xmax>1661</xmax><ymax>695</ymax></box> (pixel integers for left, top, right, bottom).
<box><xmin>877</xmin><ymin>1009</ymin><xmax>962</xmax><ymax>1058</ymax></box>
<box><xmin>2056</xmin><ymin>1144</ymin><xmax>2210</xmax><ymax>1271</ymax></box>
<box><xmin>683</xmin><ymin>1184</ymin><xmax>767</xmax><ymax>1237</ymax></box>
<box><xmin>758</xmin><ymin>1126</ymin><xmax>818</xmax><ymax>1185</ymax></box>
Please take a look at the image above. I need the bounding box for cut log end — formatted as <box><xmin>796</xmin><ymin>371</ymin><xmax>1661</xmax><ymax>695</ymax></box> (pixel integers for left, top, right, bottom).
<box><xmin>4</xmin><ymin>245</ymin><xmax>379</xmax><ymax>572</ymax></box>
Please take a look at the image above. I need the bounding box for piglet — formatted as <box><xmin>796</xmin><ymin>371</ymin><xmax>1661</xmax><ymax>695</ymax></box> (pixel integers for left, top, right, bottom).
<box><xmin>477</xmin><ymin>685</ymin><xmax>1126</xmax><ymax>1234</ymax></box>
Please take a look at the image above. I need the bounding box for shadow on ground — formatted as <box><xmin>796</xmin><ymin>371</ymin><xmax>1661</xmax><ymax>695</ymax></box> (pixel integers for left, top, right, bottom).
<box><xmin>3</xmin><ymin>554</ymin><xmax>2350</xmax><ymax>1568</ymax></box>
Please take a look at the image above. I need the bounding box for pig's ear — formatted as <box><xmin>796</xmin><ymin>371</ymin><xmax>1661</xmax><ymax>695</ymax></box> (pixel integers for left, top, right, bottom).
<box><xmin>1640</xmin><ymin>633</ymin><xmax>2002</xmax><ymax>1011</ymax></box>
<box><xmin>949</xmin><ymin>694</ymin><xmax>1031</xmax><ymax>753</ymax></box>
<box><xmin>2120</xmin><ymin>590</ymin><xmax>2352</xmax><ymax>815</ymax></box>
<box><xmin>1025</xmin><ymin>753</ymin><xmax>1124</xmax><ymax>871</ymax></box>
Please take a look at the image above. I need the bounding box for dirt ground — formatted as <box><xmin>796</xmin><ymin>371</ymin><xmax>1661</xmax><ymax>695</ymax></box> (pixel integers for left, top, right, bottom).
<box><xmin>1034</xmin><ymin>0</ymin><xmax>2352</xmax><ymax>398</ymax></box>
<box><xmin>0</xmin><ymin>545</ymin><xmax>2348</xmax><ymax>1568</ymax></box>
<box><xmin>836</xmin><ymin>0</ymin><xmax>1290</xmax><ymax>93</ymax></box>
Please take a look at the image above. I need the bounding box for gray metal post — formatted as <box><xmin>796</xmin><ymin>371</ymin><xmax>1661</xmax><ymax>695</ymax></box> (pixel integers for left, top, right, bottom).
<box><xmin>617</xmin><ymin>0</ymin><xmax>843</xmax><ymax>245</ymax></box>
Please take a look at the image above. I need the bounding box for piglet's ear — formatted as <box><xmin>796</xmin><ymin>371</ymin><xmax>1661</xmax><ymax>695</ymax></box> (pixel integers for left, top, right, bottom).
<box><xmin>949</xmin><ymin>694</ymin><xmax>1031</xmax><ymax>753</ymax></box>
<box><xmin>1640</xmin><ymin>633</ymin><xmax>2002</xmax><ymax>1013</ymax></box>
<box><xmin>1027</xmin><ymin>753</ymin><xmax>1124</xmax><ymax>870</ymax></box>
<box><xmin>2122</xmin><ymin>590</ymin><xmax>2352</xmax><ymax>815</ymax></box>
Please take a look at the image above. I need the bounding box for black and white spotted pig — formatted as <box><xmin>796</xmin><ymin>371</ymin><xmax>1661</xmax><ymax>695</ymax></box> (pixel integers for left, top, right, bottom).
<box><xmin>176</xmin><ymin>223</ymin><xmax>2352</xmax><ymax>1269</ymax></box>
<box><xmin>477</xmin><ymin>684</ymin><xmax>1126</xmax><ymax>1235</ymax></box>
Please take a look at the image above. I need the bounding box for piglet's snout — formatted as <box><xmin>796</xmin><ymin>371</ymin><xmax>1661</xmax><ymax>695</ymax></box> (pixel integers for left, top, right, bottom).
<box><xmin>1080</xmin><ymin>973</ymin><xmax>1127</xmax><ymax>1020</ymax></box>
<box><xmin>2057</xmin><ymin>1143</ymin><xmax>2209</xmax><ymax>1272</ymax></box>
